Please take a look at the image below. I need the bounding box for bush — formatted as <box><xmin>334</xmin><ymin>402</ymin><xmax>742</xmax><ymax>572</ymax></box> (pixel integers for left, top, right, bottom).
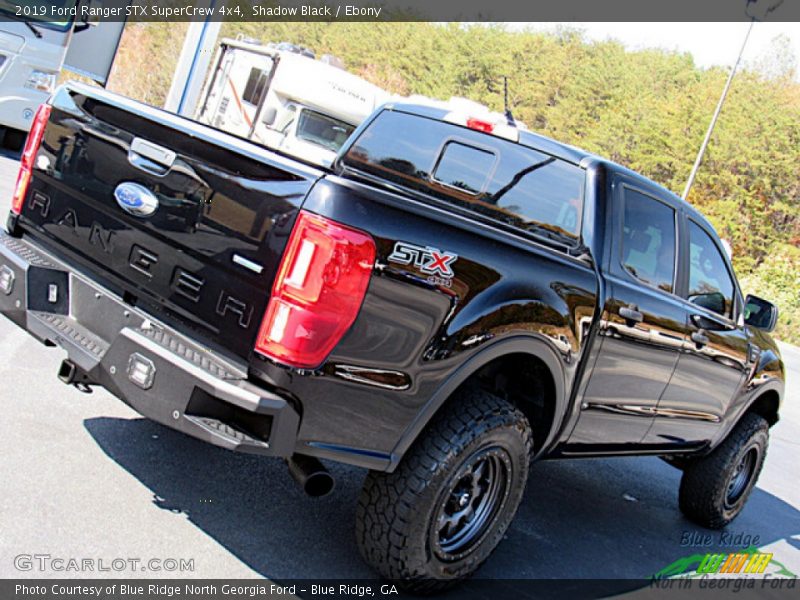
<box><xmin>739</xmin><ymin>246</ymin><xmax>800</xmax><ymax>344</ymax></box>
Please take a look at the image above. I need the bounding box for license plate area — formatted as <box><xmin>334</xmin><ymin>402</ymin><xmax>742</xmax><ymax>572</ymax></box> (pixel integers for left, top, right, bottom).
<box><xmin>27</xmin><ymin>266</ymin><xmax>69</xmax><ymax>314</ymax></box>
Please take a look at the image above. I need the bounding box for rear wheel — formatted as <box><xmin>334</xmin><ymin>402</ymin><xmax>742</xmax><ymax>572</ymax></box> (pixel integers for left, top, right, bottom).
<box><xmin>678</xmin><ymin>413</ymin><xmax>769</xmax><ymax>529</ymax></box>
<box><xmin>356</xmin><ymin>388</ymin><xmax>532</xmax><ymax>592</ymax></box>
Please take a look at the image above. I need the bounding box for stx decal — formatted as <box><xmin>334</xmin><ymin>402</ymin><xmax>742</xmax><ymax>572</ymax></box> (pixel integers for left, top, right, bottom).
<box><xmin>388</xmin><ymin>241</ymin><xmax>458</xmax><ymax>285</ymax></box>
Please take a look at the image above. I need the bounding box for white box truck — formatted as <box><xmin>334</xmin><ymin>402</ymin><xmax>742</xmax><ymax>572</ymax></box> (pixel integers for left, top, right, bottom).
<box><xmin>196</xmin><ymin>37</ymin><xmax>390</xmax><ymax>167</ymax></box>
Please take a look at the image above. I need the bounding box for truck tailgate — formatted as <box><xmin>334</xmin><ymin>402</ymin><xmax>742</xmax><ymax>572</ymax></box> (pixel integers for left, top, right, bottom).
<box><xmin>15</xmin><ymin>83</ymin><xmax>321</xmax><ymax>359</ymax></box>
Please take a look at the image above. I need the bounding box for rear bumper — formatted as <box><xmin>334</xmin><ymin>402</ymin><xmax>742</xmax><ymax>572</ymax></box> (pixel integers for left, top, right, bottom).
<box><xmin>0</xmin><ymin>229</ymin><xmax>299</xmax><ymax>457</ymax></box>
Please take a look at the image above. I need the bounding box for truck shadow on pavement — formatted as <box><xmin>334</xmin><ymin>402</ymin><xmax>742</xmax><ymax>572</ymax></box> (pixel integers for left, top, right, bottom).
<box><xmin>84</xmin><ymin>416</ymin><xmax>800</xmax><ymax>593</ymax></box>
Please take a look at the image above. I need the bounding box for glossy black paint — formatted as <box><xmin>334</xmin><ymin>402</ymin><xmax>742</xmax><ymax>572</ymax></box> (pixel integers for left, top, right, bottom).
<box><xmin>17</xmin><ymin>85</ymin><xmax>318</xmax><ymax>360</ymax></box>
<box><xmin>247</xmin><ymin>174</ymin><xmax>598</xmax><ymax>464</ymax></box>
<box><xmin>7</xmin><ymin>86</ymin><xmax>785</xmax><ymax>471</ymax></box>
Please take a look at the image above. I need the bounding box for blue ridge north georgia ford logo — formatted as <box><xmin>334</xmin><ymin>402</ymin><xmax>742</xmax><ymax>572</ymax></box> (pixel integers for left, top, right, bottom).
<box><xmin>114</xmin><ymin>182</ymin><xmax>159</xmax><ymax>217</ymax></box>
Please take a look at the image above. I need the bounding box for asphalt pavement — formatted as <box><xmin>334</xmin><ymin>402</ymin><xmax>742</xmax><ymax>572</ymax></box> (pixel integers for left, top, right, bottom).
<box><xmin>0</xmin><ymin>152</ymin><xmax>797</xmax><ymax>590</ymax></box>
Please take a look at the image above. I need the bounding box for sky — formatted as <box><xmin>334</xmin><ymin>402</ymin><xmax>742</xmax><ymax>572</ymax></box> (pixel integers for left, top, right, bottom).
<box><xmin>516</xmin><ymin>22</ymin><xmax>800</xmax><ymax>75</ymax></box>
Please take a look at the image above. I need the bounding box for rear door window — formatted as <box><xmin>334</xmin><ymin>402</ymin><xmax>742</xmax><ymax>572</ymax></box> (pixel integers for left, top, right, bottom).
<box><xmin>342</xmin><ymin>110</ymin><xmax>585</xmax><ymax>242</ymax></box>
<box><xmin>621</xmin><ymin>189</ymin><xmax>677</xmax><ymax>293</ymax></box>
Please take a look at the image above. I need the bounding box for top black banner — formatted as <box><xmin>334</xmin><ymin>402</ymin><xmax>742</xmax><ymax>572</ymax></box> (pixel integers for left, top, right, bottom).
<box><xmin>1</xmin><ymin>0</ymin><xmax>799</xmax><ymax>23</ymax></box>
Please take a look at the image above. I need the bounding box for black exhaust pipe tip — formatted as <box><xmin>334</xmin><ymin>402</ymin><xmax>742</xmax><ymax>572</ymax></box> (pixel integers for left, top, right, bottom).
<box><xmin>286</xmin><ymin>455</ymin><xmax>335</xmax><ymax>498</ymax></box>
<box><xmin>303</xmin><ymin>471</ymin><xmax>335</xmax><ymax>498</ymax></box>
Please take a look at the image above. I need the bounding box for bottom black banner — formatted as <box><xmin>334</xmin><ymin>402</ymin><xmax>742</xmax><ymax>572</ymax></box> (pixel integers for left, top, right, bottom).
<box><xmin>1</xmin><ymin>578</ymin><xmax>798</xmax><ymax>600</ymax></box>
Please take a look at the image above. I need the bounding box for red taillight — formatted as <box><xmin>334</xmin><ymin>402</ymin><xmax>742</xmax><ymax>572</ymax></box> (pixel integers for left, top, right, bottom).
<box><xmin>11</xmin><ymin>103</ymin><xmax>51</xmax><ymax>215</ymax></box>
<box><xmin>255</xmin><ymin>210</ymin><xmax>376</xmax><ymax>369</ymax></box>
<box><xmin>466</xmin><ymin>117</ymin><xmax>494</xmax><ymax>133</ymax></box>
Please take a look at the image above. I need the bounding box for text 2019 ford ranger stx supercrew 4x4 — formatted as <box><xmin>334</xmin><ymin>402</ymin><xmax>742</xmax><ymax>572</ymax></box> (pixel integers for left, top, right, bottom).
<box><xmin>1</xmin><ymin>83</ymin><xmax>784</xmax><ymax>589</ymax></box>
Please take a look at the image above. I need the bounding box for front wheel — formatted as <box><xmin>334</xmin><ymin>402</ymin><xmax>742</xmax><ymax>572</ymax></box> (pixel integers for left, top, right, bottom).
<box><xmin>356</xmin><ymin>389</ymin><xmax>532</xmax><ymax>592</ymax></box>
<box><xmin>678</xmin><ymin>413</ymin><xmax>769</xmax><ymax>529</ymax></box>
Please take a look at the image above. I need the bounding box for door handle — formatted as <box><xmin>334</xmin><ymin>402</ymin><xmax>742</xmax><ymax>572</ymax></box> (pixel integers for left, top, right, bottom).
<box><xmin>691</xmin><ymin>330</ymin><xmax>710</xmax><ymax>348</ymax></box>
<box><xmin>691</xmin><ymin>312</ymin><xmax>735</xmax><ymax>332</ymax></box>
<box><xmin>619</xmin><ymin>305</ymin><xmax>643</xmax><ymax>325</ymax></box>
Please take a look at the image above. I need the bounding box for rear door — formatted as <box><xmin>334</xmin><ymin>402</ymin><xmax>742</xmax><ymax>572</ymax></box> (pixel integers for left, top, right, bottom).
<box><xmin>19</xmin><ymin>84</ymin><xmax>320</xmax><ymax>360</ymax></box>
<box><xmin>569</xmin><ymin>179</ymin><xmax>687</xmax><ymax>448</ymax></box>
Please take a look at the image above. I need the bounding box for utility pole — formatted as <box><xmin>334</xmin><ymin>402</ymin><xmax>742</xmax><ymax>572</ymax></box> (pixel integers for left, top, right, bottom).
<box><xmin>164</xmin><ymin>0</ymin><xmax>221</xmax><ymax>117</ymax></box>
<box><xmin>682</xmin><ymin>19</ymin><xmax>755</xmax><ymax>200</ymax></box>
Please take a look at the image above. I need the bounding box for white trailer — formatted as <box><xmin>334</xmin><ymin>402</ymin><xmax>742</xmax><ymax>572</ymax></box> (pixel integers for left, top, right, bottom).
<box><xmin>196</xmin><ymin>38</ymin><xmax>389</xmax><ymax>167</ymax></box>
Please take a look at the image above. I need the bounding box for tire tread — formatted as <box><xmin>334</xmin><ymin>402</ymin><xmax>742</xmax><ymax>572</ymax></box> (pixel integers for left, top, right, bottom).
<box><xmin>356</xmin><ymin>388</ymin><xmax>531</xmax><ymax>591</ymax></box>
<box><xmin>678</xmin><ymin>413</ymin><xmax>769</xmax><ymax>529</ymax></box>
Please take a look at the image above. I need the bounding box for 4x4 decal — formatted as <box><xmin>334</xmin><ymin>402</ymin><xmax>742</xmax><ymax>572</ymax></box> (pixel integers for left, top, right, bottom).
<box><xmin>388</xmin><ymin>241</ymin><xmax>458</xmax><ymax>284</ymax></box>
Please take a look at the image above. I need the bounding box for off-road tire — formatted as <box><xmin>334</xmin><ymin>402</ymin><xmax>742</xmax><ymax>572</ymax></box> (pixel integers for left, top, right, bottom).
<box><xmin>678</xmin><ymin>413</ymin><xmax>769</xmax><ymax>529</ymax></box>
<box><xmin>356</xmin><ymin>388</ymin><xmax>532</xmax><ymax>593</ymax></box>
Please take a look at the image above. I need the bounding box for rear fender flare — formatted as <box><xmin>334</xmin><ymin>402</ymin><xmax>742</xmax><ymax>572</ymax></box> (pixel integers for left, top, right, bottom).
<box><xmin>387</xmin><ymin>335</ymin><xmax>567</xmax><ymax>471</ymax></box>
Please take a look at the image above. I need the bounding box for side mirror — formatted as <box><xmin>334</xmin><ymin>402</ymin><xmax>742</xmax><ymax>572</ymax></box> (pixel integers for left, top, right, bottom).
<box><xmin>261</xmin><ymin>107</ymin><xmax>277</xmax><ymax>127</ymax></box>
<box><xmin>744</xmin><ymin>294</ymin><xmax>779</xmax><ymax>333</ymax></box>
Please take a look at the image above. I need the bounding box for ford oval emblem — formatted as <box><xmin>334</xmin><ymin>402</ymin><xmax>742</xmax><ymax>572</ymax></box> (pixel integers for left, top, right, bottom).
<box><xmin>114</xmin><ymin>182</ymin><xmax>159</xmax><ymax>217</ymax></box>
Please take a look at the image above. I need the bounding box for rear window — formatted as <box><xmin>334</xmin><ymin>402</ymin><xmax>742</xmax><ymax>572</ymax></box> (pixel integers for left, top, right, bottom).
<box><xmin>341</xmin><ymin>110</ymin><xmax>585</xmax><ymax>242</ymax></box>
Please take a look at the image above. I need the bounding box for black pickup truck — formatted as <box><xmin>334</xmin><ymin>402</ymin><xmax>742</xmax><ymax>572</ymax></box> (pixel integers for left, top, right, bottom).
<box><xmin>1</xmin><ymin>83</ymin><xmax>784</xmax><ymax>588</ymax></box>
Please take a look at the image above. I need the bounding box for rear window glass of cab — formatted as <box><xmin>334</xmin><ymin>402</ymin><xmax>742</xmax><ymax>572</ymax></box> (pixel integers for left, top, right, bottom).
<box><xmin>341</xmin><ymin>109</ymin><xmax>585</xmax><ymax>243</ymax></box>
